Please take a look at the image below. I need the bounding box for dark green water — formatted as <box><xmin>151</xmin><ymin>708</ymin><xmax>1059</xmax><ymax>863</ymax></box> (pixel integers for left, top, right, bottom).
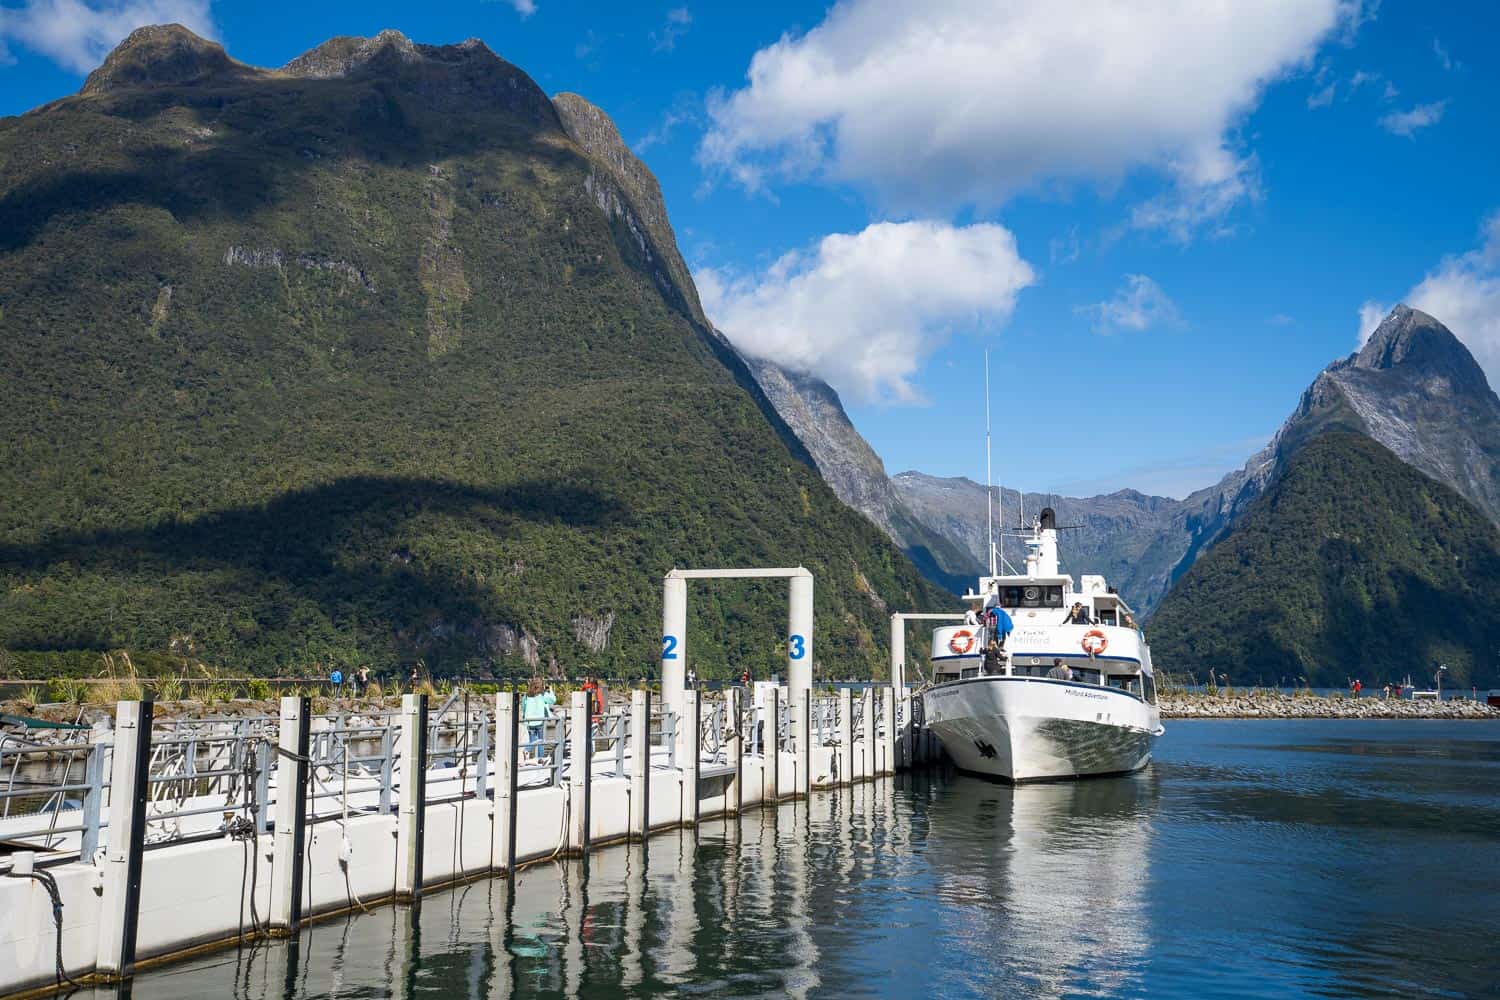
<box><xmin>111</xmin><ymin>721</ymin><xmax>1499</xmax><ymax>998</ymax></box>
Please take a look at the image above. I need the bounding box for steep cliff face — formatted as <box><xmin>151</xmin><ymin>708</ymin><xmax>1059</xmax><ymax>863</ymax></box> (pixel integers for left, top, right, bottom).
<box><xmin>0</xmin><ymin>26</ymin><xmax>946</xmax><ymax>678</ymax></box>
<box><xmin>744</xmin><ymin>359</ymin><xmax>980</xmax><ymax>593</ymax></box>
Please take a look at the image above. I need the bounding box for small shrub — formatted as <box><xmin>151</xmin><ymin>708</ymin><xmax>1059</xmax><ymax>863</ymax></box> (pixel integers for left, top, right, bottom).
<box><xmin>154</xmin><ymin>675</ymin><xmax>185</xmax><ymax>702</ymax></box>
<box><xmin>246</xmin><ymin>678</ymin><xmax>272</xmax><ymax>700</ymax></box>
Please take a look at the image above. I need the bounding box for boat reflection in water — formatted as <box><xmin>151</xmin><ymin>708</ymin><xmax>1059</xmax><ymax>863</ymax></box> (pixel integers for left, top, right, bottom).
<box><xmin>924</xmin><ymin>772</ymin><xmax>1158</xmax><ymax>998</ymax></box>
<box><xmin>103</xmin><ymin>772</ymin><xmax>1158</xmax><ymax>999</ymax></box>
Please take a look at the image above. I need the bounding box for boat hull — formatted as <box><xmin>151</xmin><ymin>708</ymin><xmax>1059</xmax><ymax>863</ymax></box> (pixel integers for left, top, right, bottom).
<box><xmin>923</xmin><ymin>676</ymin><xmax>1159</xmax><ymax>782</ymax></box>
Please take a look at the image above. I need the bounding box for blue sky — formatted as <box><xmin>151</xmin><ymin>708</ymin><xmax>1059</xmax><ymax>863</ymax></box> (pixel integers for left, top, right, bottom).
<box><xmin>3</xmin><ymin>1</ymin><xmax>1499</xmax><ymax>499</ymax></box>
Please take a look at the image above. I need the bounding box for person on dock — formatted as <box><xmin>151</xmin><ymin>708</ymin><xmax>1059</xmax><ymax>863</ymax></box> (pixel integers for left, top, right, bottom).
<box><xmin>521</xmin><ymin>678</ymin><xmax>556</xmax><ymax>757</ymax></box>
<box><xmin>356</xmin><ymin>665</ymin><xmax>370</xmax><ymax>695</ymax></box>
<box><xmin>686</xmin><ymin>667</ymin><xmax>697</xmax><ymax>689</ymax></box>
<box><xmin>740</xmin><ymin>668</ymin><xmax>750</xmax><ymax>687</ymax></box>
<box><xmin>1047</xmin><ymin>658</ymin><xmax>1073</xmax><ymax>681</ymax></box>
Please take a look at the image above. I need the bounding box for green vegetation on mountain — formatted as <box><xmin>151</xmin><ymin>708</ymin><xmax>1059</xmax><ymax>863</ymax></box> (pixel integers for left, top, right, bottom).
<box><xmin>1150</xmin><ymin>433</ymin><xmax>1500</xmax><ymax>688</ymax></box>
<box><xmin>0</xmin><ymin>26</ymin><xmax>945</xmax><ymax>681</ymax></box>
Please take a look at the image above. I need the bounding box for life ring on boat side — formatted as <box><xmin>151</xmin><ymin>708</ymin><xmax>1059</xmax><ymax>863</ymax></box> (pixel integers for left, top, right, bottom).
<box><xmin>1080</xmin><ymin>629</ymin><xmax>1108</xmax><ymax>656</ymax></box>
<box><xmin>948</xmin><ymin>630</ymin><xmax>976</xmax><ymax>655</ymax></box>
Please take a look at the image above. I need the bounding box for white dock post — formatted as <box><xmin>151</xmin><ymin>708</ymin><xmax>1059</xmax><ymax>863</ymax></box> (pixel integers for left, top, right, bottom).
<box><xmin>862</xmin><ymin>688</ymin><xmax>876</xmax><ymax>781</ymax></box>
<box><xmin>569</xmin><ymin>691</ymin><xmax>591</xmax><ymax>853</ymax></box>
<box><xmin>838</xmin><ymin>688</ymin><xmax>854</xmax><ymax>787</ymax></box>
<box><xmin>881</xmin><ymin>686</ymin><xmax>897</xmax><ymax>776</ymax></box>
<box><xmin>96</xmin><ymin>700</ymin><xmax>152</xmax><ymax>981</ymax></box>
<box><xmin>681</xmin><ymin>688</ymin><xmax>700</xmax><ymax>826</ymax></box>
<box><xmin>396</xmin><ymin>693</ymin><xmax>429</xmax><ymax>901</ymax></box>
<box><xmin>630</xmin><ymin>689</ymin><xmax>650</xmax><ymax>839</ymax></box>
<box><xmin>796</xmin><ymin>689</ymin><xmax>812</xmax><ymax>799</ymax></box>
<box><xmin>493</xmin><ymin>692</ymin><xmax>518</xmax><ymax>873</ymax></box>
<box><xmin>787</xmin><ymin>571</ymin><xmax>814</xmax><ymax>711</ymax></box>
<box><xmin>890</xmin><ymin>614</ymin><xmax>906</xmax><ymax>694</ymax></box>
<box><xmin>762</xmin><ymin>686</ymin><xmax>780</xmax><ymax>802</ymax></box>
<box><xmin>270</xmin><ymin>696</ymin><xmax>311</xmax><ymax>931</ymax></box>
<box><xmin>726</xmin><ymin>687</ymin><xmax>743</xmax><ymax>815</ymax></box>
<box><xmin>662</xmin><ymin>572</ymin><xmax>688</xmax><ymax>720</ymax></box>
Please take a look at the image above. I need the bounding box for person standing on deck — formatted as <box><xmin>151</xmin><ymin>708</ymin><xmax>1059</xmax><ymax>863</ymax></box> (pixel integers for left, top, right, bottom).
<box><xmin>1047</xmin><ymin>658</ymin><xmax>1073</xmax><ymax>681</ymax></box>
<box><xmin>991</xmin><ymin>606</ymin><xmax>1014</xmax><ymax>648</ymax></box>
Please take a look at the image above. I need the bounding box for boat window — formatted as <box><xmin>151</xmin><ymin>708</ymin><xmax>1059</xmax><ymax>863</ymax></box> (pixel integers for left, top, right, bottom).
<box><xmin>1097</xmin><ymin>609</ymin><xmax>1117</xmax><ymax>626</ymax></box>
<box><xmin>1107</xmin><ymin>675</ymin><xmax>1142</xmax><ymax>696</ymax></box>
<box><xmin>1143</xmin><ymin>672</ymin><xmax>1157</xmax><ymax>705</ymax></box>
<box><xmin>1071</xmin><ymin>667</ymin><xmax>1102</xmax><ymax>686</ymax></box>
<box><xmin>960</xmin><ymin>667</ymin><xmax>981</xmax><ymax>679</ymax></box>
<box><xmin>1000</xmin><ymin>585</ymin><xmax>1065</xmax><ymax>608</ymax></box>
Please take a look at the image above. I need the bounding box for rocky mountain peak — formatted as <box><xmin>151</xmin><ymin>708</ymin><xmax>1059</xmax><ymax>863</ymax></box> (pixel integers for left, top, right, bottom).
<box><xmin>1351</xmin><ymin>304</ymin><xmax>1491</xmax><ymax>397</ymax></box>
<box><xmin>81</xmin><ymin>24</ymin><xmax>246</xmax><ymax>95</ymax></box>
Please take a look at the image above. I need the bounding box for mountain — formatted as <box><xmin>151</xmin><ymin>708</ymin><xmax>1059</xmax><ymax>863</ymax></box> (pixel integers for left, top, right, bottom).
<box><xmin>0</xmin><ymin>26</ymin><xmax>947</xmax><ymax>680</ymax></box>
<box><xmin>889</xmin><ymin>474</ymin><xmax>1185</xmax><ymax>606</ymax></box>
<box><xmin>743</xmin><ymin>358</ymin><xmax>981</xmax><ymax>593</ymax></box>
<box><xmin>1149</xmin><ymin>433</ymin><xmax>1500</xmax><ymax>688</ymax></box>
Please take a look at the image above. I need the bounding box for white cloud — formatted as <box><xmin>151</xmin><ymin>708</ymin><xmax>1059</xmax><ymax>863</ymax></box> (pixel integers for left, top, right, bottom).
<box><xmin>1357</xmin><ymin>211</ymin><xmax>1500</xmax><ymax>383</ymax></box>
<box><xmin>699</xmin><ymin>0</ymin><xmax>1361</xmax><ymax>236</ymax></box>
<box><xmin>698</xmin><ymin>220</ymin><xmax>1035</xmax><ymax>403</ymax></box>
<box><xmin>651</xmin><ymin>6</ymin><xmax>691</xmax><ymax>53</ymax></box>
<box><xmin>1378</xmin><ymin>100</ymin><xmax>1447</xmax><ymax>137</ymax></box>
<box><xmin>1432</xmin><ymin>38</ymin><xmax>1454</xmax><ymax>71</ymax></box>
<box><xmin>1307</xmin><ymin>82</ymin><xmax>1336</xmax><ymax>109</ymax></box>
<box><xmin>505</xmin><ymin>0</ymin><xmax>537</xmax><ymax>17</ymax></box>
<box><xmin>0</xmin><ymin>0</ymin><xmax>216</xmax><ymax>73</ymax></box>
<box><xmin>1077</xmin><ymin>275</ymin><xmax>1182</xmax><ymax>334</ymax></box>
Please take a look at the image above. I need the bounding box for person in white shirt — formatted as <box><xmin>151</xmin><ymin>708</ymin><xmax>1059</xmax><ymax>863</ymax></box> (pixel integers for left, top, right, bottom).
<box><xmin>963</xmin><ymin>607</ymin><xmax>980</xmax><ymax>626</ymax></box>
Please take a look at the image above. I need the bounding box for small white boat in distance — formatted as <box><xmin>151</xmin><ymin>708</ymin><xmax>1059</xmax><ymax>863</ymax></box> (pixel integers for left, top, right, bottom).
<box><xmin>922</xmin><ymin>507</ymin><xmax>1163</xmax><ymax>782</ymax></box>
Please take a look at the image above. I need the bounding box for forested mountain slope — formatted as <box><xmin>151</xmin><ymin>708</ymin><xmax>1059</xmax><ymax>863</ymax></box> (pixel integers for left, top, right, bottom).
<box><xmin>0</xmin><ymin>26</ymin><xmax>945</xmax><ymax>679</ymax></box>
<box><xmin>1149</xmin><ymin>433</ymin><xmax>1500</xmax><ymax>688</ymax></box>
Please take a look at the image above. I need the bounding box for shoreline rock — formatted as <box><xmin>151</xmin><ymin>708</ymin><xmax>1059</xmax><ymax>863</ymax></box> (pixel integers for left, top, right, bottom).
<box><xmin>1160</xmin><ymin>690</ymin><xmax>1498</xmax><ymax>720</ymax></box>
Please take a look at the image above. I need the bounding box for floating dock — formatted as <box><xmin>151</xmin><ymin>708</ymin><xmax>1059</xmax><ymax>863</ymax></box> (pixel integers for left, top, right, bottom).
<box><xmin>0</xmin><ymin>684</ymin><xmax>942</xmax><ymax>997</ymax></box>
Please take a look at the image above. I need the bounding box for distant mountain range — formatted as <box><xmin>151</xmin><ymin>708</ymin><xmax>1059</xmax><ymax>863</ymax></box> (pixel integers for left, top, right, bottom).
<box><xmin>747</xmin><ymin>307</ymin><xmax>1500</xmax><ymax>685</ymax></box>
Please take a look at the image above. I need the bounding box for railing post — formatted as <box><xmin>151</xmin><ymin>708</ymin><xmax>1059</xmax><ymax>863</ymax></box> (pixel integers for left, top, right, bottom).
<box><xmin>80</xmin><ymin>738</ymin><xmax>105</xmax><ymax>861</ymax></box>
<box><xmin>270</xmin><ymin>696</ymin><xmax>311</xmax><ymax>933</ymax></box>
<box><xmin>378</xmin><ymin>725</ymin><xmax>395</xmax><ymax>816</ymax></box>
<box><xmin>838</xmin><ymin>688</ymin><xmax>854</xmax><ymax>787</ymax></box>
<box><xmin>475</xmin><ymin>714</ymin><xmax>490</xmax><ymax>802</ymax></box>
<box><xmin>726</xmin><ymin>687</ymin><xmax>743</xmax><ymax>815</ymax></box>
<box><xmin>396</xmin><ymin>693</ymin><xmax>429</xmax><ymax>901</ymax></box>
<box><xmin>882</xmin><ymin>686</ymin><xmax>897</xmax><ymax>776</ymax></box>
<box><xmin>95</xmin><ymin>699</ymin><xmax>152</xmax><ymax>981</ymax></box>
<box><xmin>630</xmin><ymin>689</ymin><xmax>650</xmax><ymax>839</ymax></box>
<box><xmin>569</xmin><ymin>691</ymin><xmax>591</xmax><ymax>853</ymax></box>
<box><xmin>862</xmin><ymin>688</ymin><xmax>876</xmax><ymax>781</ymax></box>
<box><xmin>762</xmin><ymin>687</ymin><xmax>780</xmax><ymax>802</ymax></box>
<box><xmin>796</xmin><ymin>689</ymin><xmax>812</xmax><ymax>799</ymax></box>
<box><xmin>681</xmin><ymin>688</ymin><xmax>700</xmax><ymax>827</ymax></box>
<box><xmin>255</xmin><ymin>740</ymin><xmax>272</xmax><ymax>832</ymax></box>
<box><xmin>493</xmin><ymin>692</ymin><xmax>518</xmax><ymax>874</ymax></box>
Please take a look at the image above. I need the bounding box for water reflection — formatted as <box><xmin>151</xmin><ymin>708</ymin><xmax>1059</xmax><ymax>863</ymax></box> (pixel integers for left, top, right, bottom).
<box><xmin>98</xmin><ymin>722</ymin><xmax>1500</xmax><ymax>999</ymax></box>
<box><xmin>102</xmin><ymin>775</ymin><xmax>1156</xmax><ymax>999</ymax></box>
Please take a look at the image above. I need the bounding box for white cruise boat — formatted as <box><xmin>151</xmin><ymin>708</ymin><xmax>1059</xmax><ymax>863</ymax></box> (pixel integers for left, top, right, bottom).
<box><xmin>922</xmin><ymin>507</ymin><xmax>1163</xmax><ymax>782</ymax></box>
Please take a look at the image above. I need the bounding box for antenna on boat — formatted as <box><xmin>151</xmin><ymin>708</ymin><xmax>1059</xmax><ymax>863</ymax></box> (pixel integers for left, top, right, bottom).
<box><xmin>985</xmin><ymin>348</ymin><xmax>995</xmax><ymax>577</ymax></box>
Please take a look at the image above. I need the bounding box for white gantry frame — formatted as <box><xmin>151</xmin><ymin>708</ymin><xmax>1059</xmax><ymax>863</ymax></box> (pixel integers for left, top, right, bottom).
<box><xmin>662</xmin><ymin>567</ymin><xmax>813</xmax><ymax>717</ymax></box>
<box><xmin>889</xmin><ymin>612</ymin><xmax>966</xmax><ymax>694</ymax></box>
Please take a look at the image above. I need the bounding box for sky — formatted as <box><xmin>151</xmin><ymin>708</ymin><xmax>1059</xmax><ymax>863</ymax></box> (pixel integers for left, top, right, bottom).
<box><xmin>3</xmin><ymin>1</ymin><xmax>1499</xmax><ymax>499</ymax></box>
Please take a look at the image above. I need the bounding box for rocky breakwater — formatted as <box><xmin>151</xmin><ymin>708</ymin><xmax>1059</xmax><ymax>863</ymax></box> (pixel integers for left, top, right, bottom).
<box><xmin>1160</xmin><ymin>690</ymin><xmax>1499</xmax><ymax>720</ymax></box>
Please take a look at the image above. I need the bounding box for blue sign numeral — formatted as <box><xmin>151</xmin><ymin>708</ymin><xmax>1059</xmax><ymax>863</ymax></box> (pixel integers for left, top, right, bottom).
<box><xmin>662</xmin><ymin>635</ymin><xmax>679</xmax><ymax>660</ymax></box>
<box><xmin>789</xmin><ymin>634</ymin><xmax>806</xmax><ymax>660</ymax></box>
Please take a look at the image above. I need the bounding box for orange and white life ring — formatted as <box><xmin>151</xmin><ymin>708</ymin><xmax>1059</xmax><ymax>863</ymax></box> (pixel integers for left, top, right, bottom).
<box><xmin>948</xmin><ymin>630</ymin><xmax>976</xmax><ymax>655</ymax></box>
<box><xmin>1081</xmin><ymin>629</ymin><xmax>1108</xmax><ymax>656</ymax></box>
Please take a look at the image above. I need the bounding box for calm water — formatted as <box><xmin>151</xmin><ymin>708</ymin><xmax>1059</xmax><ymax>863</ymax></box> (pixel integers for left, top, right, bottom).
<box><xmin>108</xmin><ymin>721</ymin><xmax>1499</xmax><ymax>999</ymax></box>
